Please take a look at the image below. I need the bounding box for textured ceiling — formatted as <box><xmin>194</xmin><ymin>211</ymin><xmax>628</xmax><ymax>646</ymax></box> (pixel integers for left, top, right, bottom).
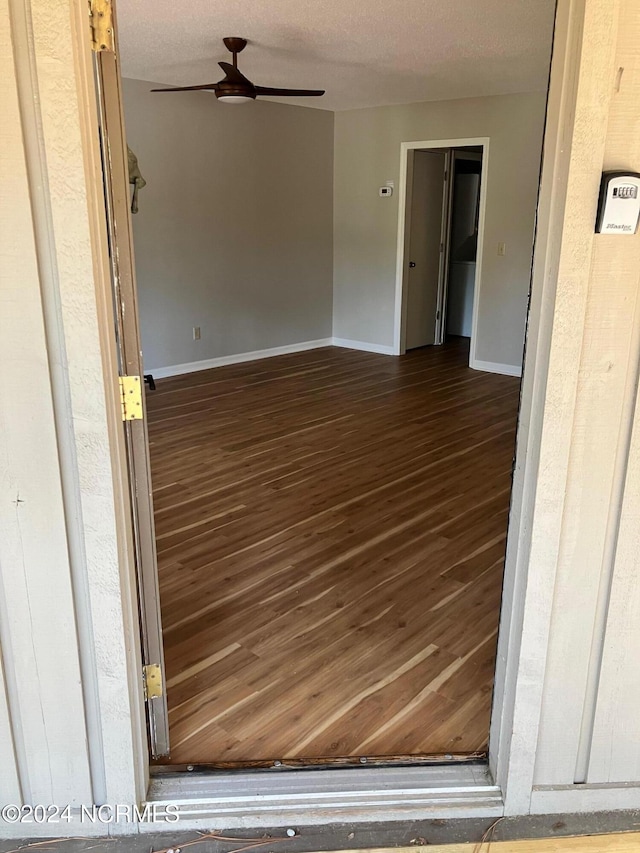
<box><xmin>117</xmin><ymin>0</ymin><xmax>556</xmax><ymax>112</ymax></box>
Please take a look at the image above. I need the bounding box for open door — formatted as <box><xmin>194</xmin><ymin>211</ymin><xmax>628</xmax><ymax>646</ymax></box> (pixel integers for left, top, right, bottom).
<box><xmin>92</xmin><ymin>8</ymin><xmax>170</xmax><ymax>758</ymax></box>
<box><xmin>438</xmin><ymin>149</ymin><xmax>482</xmax><ymax>344</ymax></box>
<box><xmin>405</xmin><ymin>150</ymin><xmax>449</xmax><ymax>349</ymax></box>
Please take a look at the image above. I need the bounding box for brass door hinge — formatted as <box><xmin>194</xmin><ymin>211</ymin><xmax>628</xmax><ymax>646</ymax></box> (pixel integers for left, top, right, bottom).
<box><xmin>89</xmin><ymin>0</ymin><xmax>114</xmax><ymax>52</ymax></box>
<box><xmin>143</xmin><ymin>664</ymin><xmax>163</xmax><ymax>700</ymax></box>
<box><xmin>119</xmin><ymin>375</ymin><xmax>143</xmax><ymax>421</ymax></box>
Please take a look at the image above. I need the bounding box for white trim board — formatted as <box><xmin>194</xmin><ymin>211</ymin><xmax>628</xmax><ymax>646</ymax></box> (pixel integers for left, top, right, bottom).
<box><xmin>530</xmin><ymin>784</ymin><xmax>640</xmax><ymax>815</ymax></box>
<box><xmin>331</xmin><ymin>337</ymin><xmax>396</xmax><ymax>355</ymax></box>
<box><xmin>146</xmin><ymin>337</ymin><xmax>399</xmax><ymax>378</ymax></box>
<box><xmin>148</xmin><ymin>339</ymin><xmax>519</xmax><ymax>379</ymax></box>
<box><xmin>146</xmin><ymin>339</ymin><xmax>333</xmax><ymax>378</ymax></box>
<box><xmin>472</xmin><ymin>359</ymin><xmax>522</xmax><ymax>378</ymax></box>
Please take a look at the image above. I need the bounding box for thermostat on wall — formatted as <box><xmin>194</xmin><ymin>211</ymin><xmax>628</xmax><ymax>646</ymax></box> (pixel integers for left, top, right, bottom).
<box><xmin>595</xmin><ymin>171</ymin><xmax>640</xmax><ymax>234</ymax></box>
<box><xmin>379</xmin><ymin>186</ymin><xmax>393</xmax><ymax>197</ymax></box>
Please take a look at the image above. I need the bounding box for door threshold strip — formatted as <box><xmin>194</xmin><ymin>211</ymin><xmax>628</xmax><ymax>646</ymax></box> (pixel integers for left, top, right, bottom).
<box><xmin>151</xmin><ymin>751</ymin><xmax>487</xmax><ymax>775</ymax></box>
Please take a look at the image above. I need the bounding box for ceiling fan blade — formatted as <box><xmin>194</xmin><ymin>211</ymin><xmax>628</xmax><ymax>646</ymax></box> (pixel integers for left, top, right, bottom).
<box><xmin>151</xmin><ymin>83</ymin><xmax>219</xmax><ymax>92</ymax></box>
<box><xmin>218</xmin><ymin>61</ymin><xmax>253</xmax><ymax>85</ymax></box>
<box><xmin>254</xmin><ymin>86</ymin><xmax>325</xmax><ymax>97</ymax></box>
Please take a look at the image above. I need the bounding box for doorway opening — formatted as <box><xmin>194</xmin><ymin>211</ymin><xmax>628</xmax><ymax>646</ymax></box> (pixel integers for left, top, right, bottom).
<box><xmin>445</xmin><ymin>151</ymin><xmax>483</xmax><ymax>343</ymax></box>
<box><xmin>104</xmin><ymin>5</ymin><xmax>552</xmax><ymax>770</ymax></box>
<box><xmin>394</xmin><ymin>139</ymin><xmax>489</xmax><ymax>365</ymax></box>
<box><xmin>120</xmin><ymin>117</ymin><xmax>528</xmax><ymax>767</ymax></box>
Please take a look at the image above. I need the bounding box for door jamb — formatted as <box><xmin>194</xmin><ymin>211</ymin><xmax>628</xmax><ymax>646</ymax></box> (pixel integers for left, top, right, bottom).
<box><xmin>393</xmin><ymin>138</ymin><xmax>489</xmax><ymax>361</ymax></box>
<box><xmin>434</xmin><ymin>149</ymin><xmax>455</xmax><ymax>346</ymax></box>
<box><xmin>72</xmin><ymin>0</ymin><xmax>599</xmax><ymax>820</ymax></box>
<box><xmin>92</xmin><ymin>21</ymin><xmax>170</xmax><ymax>759</ymax></box>
<box><xmin>64</xmin><ymin>0</ymin><xmax>149</xmax><ymax>804</ymax></box>
<box><xmin>436</xmin><ymin>150</ymin><xmax>484</xmax><ymax>344</ymax></box>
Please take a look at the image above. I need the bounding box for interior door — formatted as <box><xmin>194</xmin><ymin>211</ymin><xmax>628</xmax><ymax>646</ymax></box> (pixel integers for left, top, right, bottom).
<box><xmin>405</xmin><ymin>150</ymin><xmax>448</xmax><ymax>349</ymax></box>
<box><xmin>93</xmin><ymin>13</ymin><xmax>170</xmax><ymax>758</ymax></box>
<box><xmin>442</xmin><ymin>150</ymin><xmax>482</xmax><ymax>341</ymax></box>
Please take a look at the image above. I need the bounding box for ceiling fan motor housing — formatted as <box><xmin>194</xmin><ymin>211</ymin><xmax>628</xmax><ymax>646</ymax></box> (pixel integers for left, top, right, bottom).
<box><xmin>215</xmin><ymin>84</ymin><xmax>256</xmax><ymax>100</ymax></box>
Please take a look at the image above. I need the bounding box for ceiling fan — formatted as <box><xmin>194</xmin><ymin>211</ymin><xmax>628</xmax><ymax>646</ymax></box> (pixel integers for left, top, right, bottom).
<box><xmin>151</xmin><ymin>37</ymin><xmax>325</xmax><ymax>103</ymax></box>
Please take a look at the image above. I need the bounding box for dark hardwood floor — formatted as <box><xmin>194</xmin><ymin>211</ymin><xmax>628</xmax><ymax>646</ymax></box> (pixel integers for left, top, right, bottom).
<box><xmin>146</xmin><ymin>338</ymin><xmax>520</xmax><ymax>764</ymax></box>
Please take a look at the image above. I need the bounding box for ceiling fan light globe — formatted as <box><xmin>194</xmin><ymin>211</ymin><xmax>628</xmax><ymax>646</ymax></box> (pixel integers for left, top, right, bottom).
<box><xmin>216</xmin><ymin>94</ymin><xmax>254</xmax><ymax>103</ymax></box>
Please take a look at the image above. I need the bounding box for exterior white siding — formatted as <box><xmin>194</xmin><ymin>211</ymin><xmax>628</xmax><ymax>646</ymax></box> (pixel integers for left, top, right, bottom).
<box><xmin>529</xmin><ymin>0</ymin><xmax>640</xmax><ymax>793</ymax></box>
<box><xmin>0</xmin><ymin>0</ymin><xmax>145</xmax><ymax>817</ymax></box>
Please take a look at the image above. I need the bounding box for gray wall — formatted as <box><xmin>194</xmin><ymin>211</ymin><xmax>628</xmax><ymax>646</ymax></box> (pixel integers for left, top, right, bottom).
<box><xmin>333</xmin><ymin>93</ymin><xmax>547</xmax><ymax>368</ymax></box>
<box><xmin>123</xmin><ymin>83</ymin><xmax>545</xmax><ymax>373</ymax></box>
<box><xmin>122</xmin><ymin>79</ymin><xmax>334</xmax><ymax>371</ymax></box>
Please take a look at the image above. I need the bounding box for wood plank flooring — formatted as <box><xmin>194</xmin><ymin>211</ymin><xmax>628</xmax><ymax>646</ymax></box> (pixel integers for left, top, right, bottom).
<box><xmin>341</xmin><ymin>837</ymin><xmax>640</xmax><ymax>853</ymax></box>
<box><xmin>146</xmin><ymin>339</ymin><xmax>520</xmax><ymax>764</ymax></box>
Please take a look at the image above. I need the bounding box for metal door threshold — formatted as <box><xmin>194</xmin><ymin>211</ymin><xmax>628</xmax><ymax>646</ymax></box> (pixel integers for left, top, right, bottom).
<box><xmin>146</xmin><ymin>761</ymin><xmax>502</xmax><ymax>829</ymax></box>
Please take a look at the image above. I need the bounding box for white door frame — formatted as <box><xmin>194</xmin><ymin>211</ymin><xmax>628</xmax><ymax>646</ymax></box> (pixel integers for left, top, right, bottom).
<box><xmin>98</xmin><ymin>0</ymin><xmax>578</xmax><ymax>824</ymax></box>
<box><xmin>93</xmin><ymin>43</ymin><xmax>170</xmax><ymax>759</ymax></box>
<box><xmin>434</xmin><ymin>148</ymin><xmax>455</xmax><ymax>346</ymax></box>
<box><xmin>393</xmin><ymin>138</ymin><xmax>490</xmax><ymax>363</ymax></box>
<box><xmin>26</xmin><ymin>0</ymin><xmax>627</xmax><ymax>831</ymax></box>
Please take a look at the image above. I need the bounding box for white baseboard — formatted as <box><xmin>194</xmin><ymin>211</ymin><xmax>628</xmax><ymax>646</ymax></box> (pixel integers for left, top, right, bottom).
<box><xmin>471</xmin><ymin>358</ymin><xmax>522</xmax><ymax>377</ymax></box>
<box><xmin>147</xmin><ymin>339</ymin><xmax>333</xmax><ymax>379</ymax></box>
<box><xmin>331</xmin><ymin>337</ymin><xmax>396</xmax><ymax>356</ymax></box>
<box><xmin>149</xmin><ymin>343</ymin><xmax>520</xmax><ymax>380</ymax></box>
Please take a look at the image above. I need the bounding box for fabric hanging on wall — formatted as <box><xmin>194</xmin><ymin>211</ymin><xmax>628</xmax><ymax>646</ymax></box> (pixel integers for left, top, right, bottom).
<box><xmin>127</xmin><ymin>146</ymin><xmax>146</xmax><ymax>213</ymax></box>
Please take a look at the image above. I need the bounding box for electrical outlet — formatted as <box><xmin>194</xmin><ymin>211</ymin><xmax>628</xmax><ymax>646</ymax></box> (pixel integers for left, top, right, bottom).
<box><xmin>498</xmin><ymin>242</ymin><xmax>506</xmax><ymax>256</ymax></box>
<box><xmin>193</xmin><ymin>326</ymin><xmax>201</xmax><ymax>341</ymax></box>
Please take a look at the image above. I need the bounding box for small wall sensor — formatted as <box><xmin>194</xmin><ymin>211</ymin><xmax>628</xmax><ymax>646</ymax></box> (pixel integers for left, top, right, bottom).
<box><xmin>379</xmin><ymin>186</ymin><xmax>393</xmax><ymax>197</ymax></box>
<box><xmin>596</xmin><ymin>171</ymin><xmax>640</xmax><ymax>234</ymax></box>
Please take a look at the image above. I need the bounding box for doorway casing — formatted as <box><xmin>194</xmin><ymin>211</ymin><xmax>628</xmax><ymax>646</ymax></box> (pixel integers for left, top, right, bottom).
<box><xmin>85</xmin><ymin>0</ymin><xmax>618</xmax><ymax>824</ymax></box>
<box><xmin>393</xmin><ymin>138</ymin><xmax>489</xmax><ymax>365</ymax></box>
<box><xmin>93</xmin><ymin>0</ymin><xmax>585</xmax><ymax>820</ymax></box>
